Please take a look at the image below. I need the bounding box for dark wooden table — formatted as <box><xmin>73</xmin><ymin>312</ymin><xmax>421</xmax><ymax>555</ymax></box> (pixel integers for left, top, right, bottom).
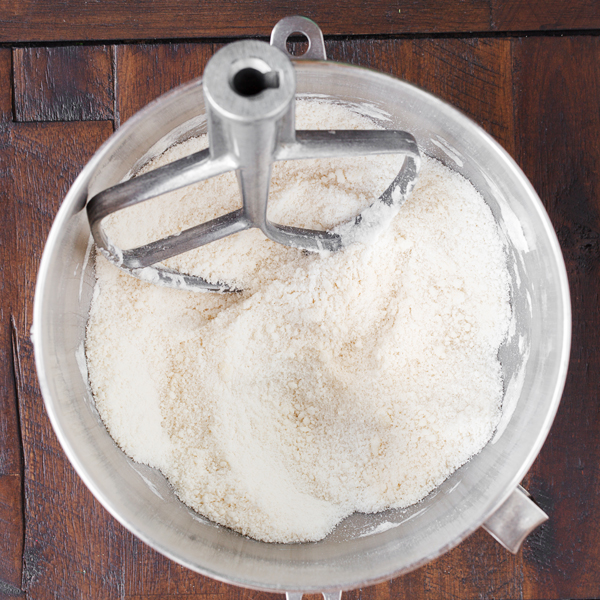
<box><xmin>1</xmin><ymin>2</ymin><xmax>599</xmax><ymax>599</ymax></box>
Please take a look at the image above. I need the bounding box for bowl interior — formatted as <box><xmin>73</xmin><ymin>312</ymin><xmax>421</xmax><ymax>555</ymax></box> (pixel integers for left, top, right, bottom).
<box><xmin>34</xmin><ymin>62</ymin><xmax>570</xmax><ymax>592</ymax></box>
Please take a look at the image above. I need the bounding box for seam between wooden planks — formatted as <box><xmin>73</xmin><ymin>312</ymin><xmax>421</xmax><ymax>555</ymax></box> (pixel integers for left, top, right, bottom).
<box><xmin>0</xmin><ymin>28</ymin><xmax>599</xmax><ymax>51</ymax></box>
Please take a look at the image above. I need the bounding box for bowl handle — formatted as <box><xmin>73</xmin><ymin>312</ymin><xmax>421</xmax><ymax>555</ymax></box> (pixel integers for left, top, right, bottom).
<box><xmin>270</xmin><ymin>15</ymin><xmax>327</xmax><ymax>61</ymax></box>
<box><xmin>482</xmin><ymin>485</ymin><xmax>548</xmax><ymax>553</ymax></box>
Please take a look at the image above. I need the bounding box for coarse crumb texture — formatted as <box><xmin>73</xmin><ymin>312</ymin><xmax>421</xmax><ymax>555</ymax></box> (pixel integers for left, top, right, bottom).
<box><xmin>86</xmin><ymin>100</ymin><xmax>511</xmax><ymax>543</ymax></box>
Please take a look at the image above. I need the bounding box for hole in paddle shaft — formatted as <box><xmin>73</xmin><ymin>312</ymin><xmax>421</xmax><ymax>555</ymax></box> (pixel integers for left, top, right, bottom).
<box><xmin>231</xmin><ymin>68</ymin><xmax>279</xmax><ymax>97</ymax></box>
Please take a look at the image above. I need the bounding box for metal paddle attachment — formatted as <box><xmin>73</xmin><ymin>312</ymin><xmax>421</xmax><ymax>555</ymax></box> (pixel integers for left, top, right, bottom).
<box><xmin>87</xmin><ymin>17</ymin><xmax>421</xmax><ymax>291</ymax></box>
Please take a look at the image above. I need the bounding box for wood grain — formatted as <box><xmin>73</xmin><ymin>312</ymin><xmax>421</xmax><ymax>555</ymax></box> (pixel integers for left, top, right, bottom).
<box><xmin>512</xmin><ymin>35</ymin><xmax>600</xmax><ymax>600</ymax></box>
<box><xmin>0</xmin><ymin>49</ymin><xmax>11</xmax><ymax>121</ymax></box>
<box><xmin>418</xmin><ymin>530</ymin><xmax>522</xmax><ymax>599</ymax></box>
<box><xmin>13</xmin><ymin>46</ymin><xmax>114</xmax><ymax>122</ymax></box>
<box><xmin>492</xmin><ymin>0</ymin><xmax>600</xmax><ymax>32</ymax></box>
<box><xmin>115</xmin><ymin>43</ymin><xmax>214</xmax><ymax>125</ymax></box>
<box><xmin>0</xmin><ymin>474</ymin><xmax>23</xmax><ymax>597</ymax></box>
<box><xmin>0</xmin><ymin>0</ymin><xmax>599</xmax><ymax>43</ymax></box>
<box><xmin>122</xmin><ymin>535</ymin><xmax>270</xmax><ymax>599</ymax></box>
<box><xmin>0</xmin><ymin>120</ymin><xmax>24</xmax><ymax>594</ymax></box>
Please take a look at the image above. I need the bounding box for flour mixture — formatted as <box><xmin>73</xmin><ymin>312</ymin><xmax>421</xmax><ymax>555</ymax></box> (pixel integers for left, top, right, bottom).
<box><xmin>86</xmin><ymin>101</ymin><xmax>511</xmax><ymax>543</ymax></box>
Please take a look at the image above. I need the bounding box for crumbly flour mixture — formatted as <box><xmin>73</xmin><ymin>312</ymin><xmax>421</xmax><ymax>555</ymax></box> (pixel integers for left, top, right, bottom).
<box><xmin>86</xmin><ymin>101</ymin><xmax>511</xmax><ymax>543</ymax></box>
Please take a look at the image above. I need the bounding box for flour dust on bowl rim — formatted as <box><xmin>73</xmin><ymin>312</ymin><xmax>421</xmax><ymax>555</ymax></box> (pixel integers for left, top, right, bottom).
<box><xmin>33</xmin><ymin>16</ymin><xmax>571</xmax><ymax>598</ymax></box>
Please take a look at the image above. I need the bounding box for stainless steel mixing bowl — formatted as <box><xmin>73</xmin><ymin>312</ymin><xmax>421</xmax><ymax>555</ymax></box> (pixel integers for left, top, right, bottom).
<box><xmin>33</xmin><ymin>17</ymin><xmax>570</xmax><ymax>597</ymax></box>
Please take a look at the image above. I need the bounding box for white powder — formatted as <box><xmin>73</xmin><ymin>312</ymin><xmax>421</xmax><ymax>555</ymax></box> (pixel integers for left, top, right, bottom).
<box><xmin>86</xmin><ymin>100</ymin><xmax>511</xmax><ymax>543</ymax></box>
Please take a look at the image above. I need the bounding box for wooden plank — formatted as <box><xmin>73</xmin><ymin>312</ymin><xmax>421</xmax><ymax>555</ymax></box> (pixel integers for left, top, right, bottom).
<box><xmin>0</xmin><ymin>476</ymin><xmax>24</xmax><ymax>597</ymax></box>
<box><xmin>325</xmin><ymin>38</ymin><xmax>515</xmax><ymax>157</ymax></box>
<box><xmin>121</xmin><ymin>525</ymin><xmax>276</xmax><ymax>598</ymax></box>
<box><xmin>0</xmin><ymin>49</ymin><xmax>11</xmax><ymax>121</ymax></box>
<box><xmin>0</xmin><ymin>0</ymin><xmax>599</xmax><ymax>43</ymax></box>
<box><xmin>492</xmin><ymin>0</ymin><xmax>600</xmax><ymax>32</ymax></box>
<box><xmin>6</xmin><ymin>120</ymin><xmax>124</xmax><ymax>599</ymax></box>
<box><xmin>512</xmin><ymin>35</ymin><xmax>600</xmax><ymax>600</ymax></box>
<box><xmin>115</xmin><ymin>43</ymin><xmax>214</xmax><ymax>125</ymax></box>
<box><xmin>13</xmin><ymin>46</ymin><xmax>113</xmax><ymax>122</ymax></box>
<box><xmin>0</xmin><ymin>122</ymin><xmax>23</xmax><ymax>594</ymax></box>
<box><xmin>0</xmin><ymin>47</ymin><xmax>21</xmax><ymax>600</ymax></box>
